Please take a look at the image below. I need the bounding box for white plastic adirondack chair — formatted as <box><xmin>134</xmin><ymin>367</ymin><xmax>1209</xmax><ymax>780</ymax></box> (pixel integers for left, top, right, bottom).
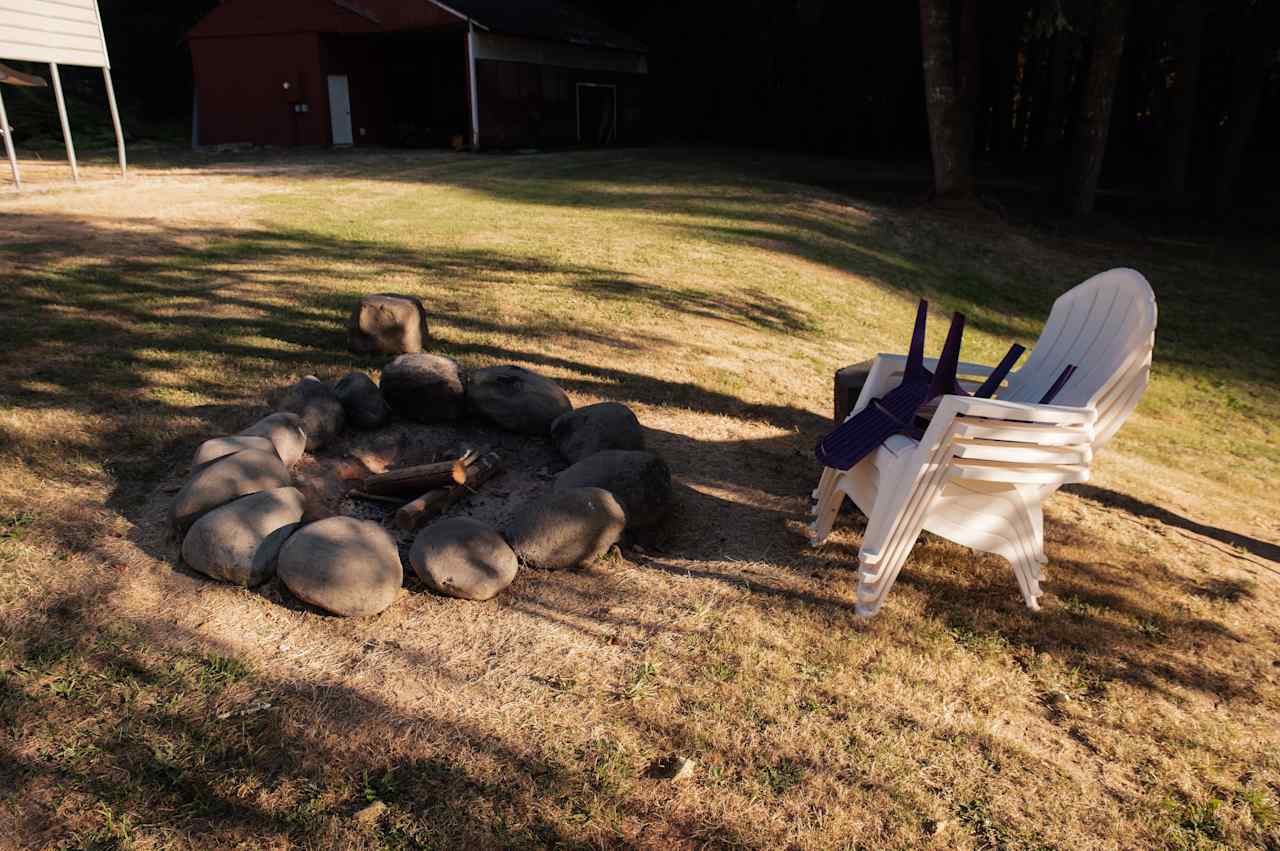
<box><xmin>810</xmin><ymin>268</ymin><xmax>1157</xmax><ymax>616</ymax></box>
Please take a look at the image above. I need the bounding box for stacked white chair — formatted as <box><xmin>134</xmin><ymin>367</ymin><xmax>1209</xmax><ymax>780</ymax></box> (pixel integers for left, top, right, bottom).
<box><xmin>810</xmin><ymin>268</ymin><xmax>1157</xmax><ymax>616</ymax></box>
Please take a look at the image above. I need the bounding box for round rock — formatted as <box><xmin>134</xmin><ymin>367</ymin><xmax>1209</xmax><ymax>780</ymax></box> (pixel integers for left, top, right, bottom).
<box><xmin>171</xmin><ymin>448</ymin><xmax>292</xmax><ymax>534</ymax></box>
<box><xmin>410</xmin><ymin>517</ymin><xmax>518</xmax><ymax>601</ymax></box>
<box><xmin>348</xmin><ymin>293</ymin><xmax>430</xmax><ymax>356</ymax></box>
<box><xmin>239</xmin><ymin>412</ymin><xmax>307</xmax><ymax>466</ymax></box>
<box><xmin>192</xmin><ymin>434</ymin><xmax>277</xmax><ymax>470</ymax></box>
<box><xmin>380</xmin><ymin>353</ymin><xmax>466</xmax><ymax>423</ymax></box>
<box><xmin>504</xmin><ymin>487</ymin><xmax>626</xmax><ymax>570</ymax></box>
<box><xmin>274</xmin><ymin>376</ymin><xmax>345</xmax><ymax>450</ymax></box>
<box><xmin>554</xmin><ymin>450</ymin><xmax>672</xmax><ymax>529</ymax></box>
<box><xmin>550</xmin><ymin>402</ymin><xmax>644</xmax><ymax>463</ymax></box>
<box><xmin>467</xmin><ymin>365</ymin><xmax>571</xmax><ymax>435</ymax></box>
<box><xmin>181</xmin><ymin>488</ymin><xmax>305</xmax><ymax>586</ymax></box>
<box><xmin>334</xmin><ymin>371</ymin><xmax>391</xmax><ymax>429</ymax></box>
<box><xmin>276</xmin><ymin>516</ymin><xmax>403</xmax><ymax>617</ymax></box>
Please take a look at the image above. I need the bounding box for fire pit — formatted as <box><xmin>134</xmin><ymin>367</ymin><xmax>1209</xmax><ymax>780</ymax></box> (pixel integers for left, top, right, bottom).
<box><xmin>170</xmin><ymin>352</ymin><xmax>670</xmax><ymax>616</ymax></box>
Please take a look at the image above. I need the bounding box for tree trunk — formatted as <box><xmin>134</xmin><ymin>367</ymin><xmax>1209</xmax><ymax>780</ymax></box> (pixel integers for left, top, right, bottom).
<box><xmin>1162</xmin><ymin>0</ymin><xmax>1204</xmax><ymax>199</ymax></box>
<box><xmin>955</xmin><ymin>0</ymin><xmax>980</xmax><ymax>161</ymax></box>
<box><xmin>1212</xmin><ymin>2</ymin><xmax>1277</xmax><ymax>217</ymax></box>
<box><xmin>1014</xmin><ymin>34</ymin><xmax>1044</xmax><ymax>154</ymax></box>
<box><xmin>1039</xmin><ymin>29</ymin><xmax>1078</xmax><ymax>154</ymax></box>
<box><xmin>1063</xmin><ymin>0</ymin><xmax>1130</xmax><ymax>215</ymax></box>
<box><xmin>798</xmin><ymin>0</ymin><xmax>827</xmax><ymax>151</ymax></box>
<box><xmin>918</xmin><ymin>0</ymin><xmax>975</xmax><ymax>198</ymax></box>
<box><xmin>993</xmin><ymin>23</ymin><xmax>1021</xmax><ymax>155</ymax></box>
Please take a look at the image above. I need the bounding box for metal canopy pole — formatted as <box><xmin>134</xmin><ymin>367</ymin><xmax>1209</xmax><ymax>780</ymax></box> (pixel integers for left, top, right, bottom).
<box><xmin>467</xmin><ymin>21</ymin><xmax>480</xmax><ymax>151</ymax></box>
<box><xmin>0</xmin><ymin>85</ymin><xmax>20</xmax><ymax>191</ymax></box>
<box><xmin>102</xmin><ymin>67</ymin><xmax>126</xmax><ymax>178</ymax></box>
<box><xmin>48</xmin><ymin>62</ymin><xmax>79</xmax><ymax>183</ymax></box>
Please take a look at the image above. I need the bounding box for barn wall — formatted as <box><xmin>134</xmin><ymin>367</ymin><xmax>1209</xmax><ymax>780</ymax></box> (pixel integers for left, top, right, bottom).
<box><xmin>475</xmin><ymin>59</ymin><xmax>648</xmax><ymax>149</ymax></box>
<box><xmin>191</xmin><ymin>33</ymin><xmax>328</xmax><ymax>146</ymax></box>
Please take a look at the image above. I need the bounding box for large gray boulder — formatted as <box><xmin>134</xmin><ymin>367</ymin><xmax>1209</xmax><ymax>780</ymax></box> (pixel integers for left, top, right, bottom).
<box><xmin>276</xmin><ymin>516</ymin><xmax>403</xmax><ymax>617</ymax></box>
<box><xmin>348</xmin><ymin>293</ymin><xmax>429</xmax><ymax>356</ymax></box>
<box><xmin>240</xmin><ymin>412</ymin><xmax>307</xmax><ymax>466</ymax></box>
<box><xmin>181</xmin><ymin>488</ymin><xmax>305</xmax><ymax>586</ymax></box>
<box><xmin>504</xmin><ymin>487</ymin><xmax>626</xmax><ymax>570</ymax></box>
<box><xmin>171</xmin><ymin>448</ymin><xmax>292</xmax><ymax>533</ymax></box>
<box><xmin>380</xmin><ymin>353</ymin><xmax>466</xmax><ymax>423</ymax></box>
<box><xmin>192</xmin><ymin>435</ymin><xmax>276</xmax><ymax>470</ymax></box>
<box><xmin>410</xmin><ymin>517</ymin><xmax>518</xmax><ymax>601</ymax></box>
<box><xmin>467</xmin><ymin>365</ymin><xmax>571</xmax><ymax>435</ymax></box>
<box><xmin>334</xmin><ymin>371</ymin><xmax>391</xmax><ymax>429</ymax></box>
<box><xmin>550</xmin><ymin>402</ymin><xmax>644</xmax><ymax>463</ymax></box>
<box><xmin>275</xmin><ymin>376</ymin><xmax>345</xmax><ymax>450</ymax></box>
<box><xmin>554</xmin><ymin>450</ymin><xmax>672</xmax><ymax>529</ymax></box>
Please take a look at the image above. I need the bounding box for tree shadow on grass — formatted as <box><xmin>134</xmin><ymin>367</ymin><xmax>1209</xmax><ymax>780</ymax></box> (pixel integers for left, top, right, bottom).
<box><xmin>0</xmin><ymin>210</ymin><xmax>831</xmax><ymax>499</ymax></box>
<box><xmin>894</xmin><ymin>542</ymin><xmax>1258</xmax><ymax>706</ymax></box>
<box><xmin>1064</xmin><ymin>483</ymin><xmax>1280</xmax><ymax>568</ymax></box>
<box><xmin>0</xmin><ymin>580</ymin><xmax>775</xmax><ymax>849</ymax></box>
<box><xmin>153</xmin><ymin>146</ymin><xmax>1280</xmax><ymax>391</ymax></box>
<box><xmin>0</xmin><ymin>209</ymin><xmax>1262</xmax><ymax>697</ymax></box>
<box><xmin>1</xmin><ymin>200</ymin><xmax>1274</xmax><ymax>845</ymax></box>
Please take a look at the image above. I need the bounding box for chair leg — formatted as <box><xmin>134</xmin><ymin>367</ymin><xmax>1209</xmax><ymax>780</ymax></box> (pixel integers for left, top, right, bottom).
<box><xmin>808</xmin><ymin>473</ymin><xmax>845</xmax><ymax>546</ymax></box>
<box><xmin>852</xmin><ymin>468</ymin><xmax>931</xmax><ymax>616</ymax></box>
<box><xmin>855</xmin><ymin>520</ymin><xmax>924</xmax><ymax>617</ymax></box>
<box><xmin>1010</xmin><ymin>554</ymin><xmax>1044</xmax><ymax>610</ymax></box>
<box><xmin>811</xmin><ymin>467</ymin><xmax>838</xmax><ymax>513</ymax></box>
<box><xmin>1018</xmin><ymin>495</ymin><xmax>1048</xmax><ymax>564</ymax></box>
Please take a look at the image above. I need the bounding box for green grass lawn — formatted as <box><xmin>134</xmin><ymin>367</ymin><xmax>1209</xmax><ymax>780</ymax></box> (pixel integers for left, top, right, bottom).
<box><xmin>1</xmin><ymin>148</ymin><xmax>1278</xmax><ymax>849</ymax></box>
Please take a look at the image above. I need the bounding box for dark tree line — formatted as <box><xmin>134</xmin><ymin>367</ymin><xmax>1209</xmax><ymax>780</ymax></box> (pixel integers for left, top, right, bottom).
<box><xmin>601</xmin><ymin>0</ymin><xmax>1280</xmax><ymax>217</ymax></box>
<box><xmin>907</xmin><ymin>0</ymin><xmax>1279</xmax><ymax>214</ymax></box>
<box><xmin>7</xmin><ymin>0</ymin><xmax>1276</xmax><ymax>218</ymax></box>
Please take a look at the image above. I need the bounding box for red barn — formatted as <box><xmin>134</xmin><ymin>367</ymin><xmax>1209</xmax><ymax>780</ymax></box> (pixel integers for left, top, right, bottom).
<box><xmin>187</xmin><ymin>0</ymin><xmax>648</xmax><ymax>150</ymax></box>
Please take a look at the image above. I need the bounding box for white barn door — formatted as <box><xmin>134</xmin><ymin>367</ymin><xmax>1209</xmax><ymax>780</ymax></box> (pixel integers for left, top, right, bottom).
<box><xmin>327</xmin><ymin>75</ymin><xmax>353</xmax><ymax>146</ymax></box>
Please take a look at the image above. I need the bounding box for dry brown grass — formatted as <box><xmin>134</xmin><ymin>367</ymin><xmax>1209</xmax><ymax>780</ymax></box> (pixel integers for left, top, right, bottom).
<box><xmin>0</xmin><ymin>148</ymin><xmax>1277</xmax><ymax>850</ymax></box>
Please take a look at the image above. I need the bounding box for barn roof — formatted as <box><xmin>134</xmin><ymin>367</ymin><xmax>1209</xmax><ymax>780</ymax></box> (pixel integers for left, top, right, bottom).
<box><xmin>445</xmin><ymin>0</ymin><xmax>646</xmax><ymax>52</ymax></box>
<box><xmin>188</xmin><ymin>0</ymin><xmax>646</xmax><ymax>53</ymax></box>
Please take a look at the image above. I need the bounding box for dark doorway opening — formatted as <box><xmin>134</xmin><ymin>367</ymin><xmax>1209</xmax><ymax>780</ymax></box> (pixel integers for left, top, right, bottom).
<box><xmin>324</xmin><ymin>30</ymin><xmax>467</xmax><ymax>149</ymax></box>
<box><xmin>576</xmin><ymin>83</ymin><xmax>616</xmax><ymax>145</ymax></box>
<box><xmin>383</xmin><ymin>33</ymin><xmax>466</xmax><ymax>148</ymax></box>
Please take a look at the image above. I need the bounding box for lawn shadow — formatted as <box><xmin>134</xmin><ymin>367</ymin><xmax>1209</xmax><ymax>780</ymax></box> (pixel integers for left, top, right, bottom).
<box><xmin>894</xmin><ymin>541</ymin><xmax>1259</xmax><ymax>709</ymax></box>
<box><xmin>137</xmin><ymin>146</ymin><xmax>1280</xmax><ymax>392</ymax></box>
<box><xmin>1064</xmin><ymin>483</ymin><xmax>1280</xmax><ymax>568</ymax></box>
<box><xmin>0</xmin><ymin>579</ymin><xmax>773</xmax><ymax>848</ymax></box>
<box><xmin>0</xmin><ymin>208</ymin><xmax>833</xmax><ymax>550</ymax></box>
<box><xmin>2</xmin><ymin>169</ymin><xmax>1276</xmax><ymax>845</ymax></box>
<box><xmin>1</xmin><ymin>208</ymin><xmax>1260</xmax><ymax>710</ymax></box>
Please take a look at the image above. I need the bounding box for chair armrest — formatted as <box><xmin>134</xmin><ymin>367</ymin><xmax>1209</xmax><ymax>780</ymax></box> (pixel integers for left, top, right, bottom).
<box><xmin>940</xmin><ymin>395</ymin><xmax>1097</xmax><ymax>425</ymax></box>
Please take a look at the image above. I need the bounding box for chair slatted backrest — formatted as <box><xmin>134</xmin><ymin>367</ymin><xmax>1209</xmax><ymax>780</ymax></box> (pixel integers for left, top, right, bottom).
<box><xmin>999</xmin><ymin>268</ymin><xmax>1157</xmax><ymax>450</ymax></box>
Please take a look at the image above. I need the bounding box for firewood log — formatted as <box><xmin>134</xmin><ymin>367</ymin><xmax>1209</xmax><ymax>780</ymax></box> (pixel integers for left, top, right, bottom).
<box><xmin>394</xmin><ymin>451</ymin><xmax>502</xmax><ymax>532</ymax></box>
<box><xmin>361</xmin><ymin>449</ymin><xmax>477</xmax><ymax>496</ymax></box>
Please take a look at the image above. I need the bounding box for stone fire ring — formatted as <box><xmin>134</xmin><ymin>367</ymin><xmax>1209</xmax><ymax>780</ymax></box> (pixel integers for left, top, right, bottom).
<box><xmin>172</xmin><ymin>355</ymin><xmax>670</xmax><ymax>618</ymax></box>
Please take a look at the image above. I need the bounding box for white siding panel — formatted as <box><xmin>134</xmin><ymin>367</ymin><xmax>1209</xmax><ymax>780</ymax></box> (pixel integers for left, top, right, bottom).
<box><xmin>0</xmin><ymin>0</ymin><xmax>109</xmax><ymax>67</ymax></box>
<box><xmin>0</xmin><ymin>0</ymin><xmax>99</xmax><ymax>24</ymax></box>
<box><xmin>3</xmin><ymin>11</ymin><xmax>101</xmax><ymax>38</ymax></box>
